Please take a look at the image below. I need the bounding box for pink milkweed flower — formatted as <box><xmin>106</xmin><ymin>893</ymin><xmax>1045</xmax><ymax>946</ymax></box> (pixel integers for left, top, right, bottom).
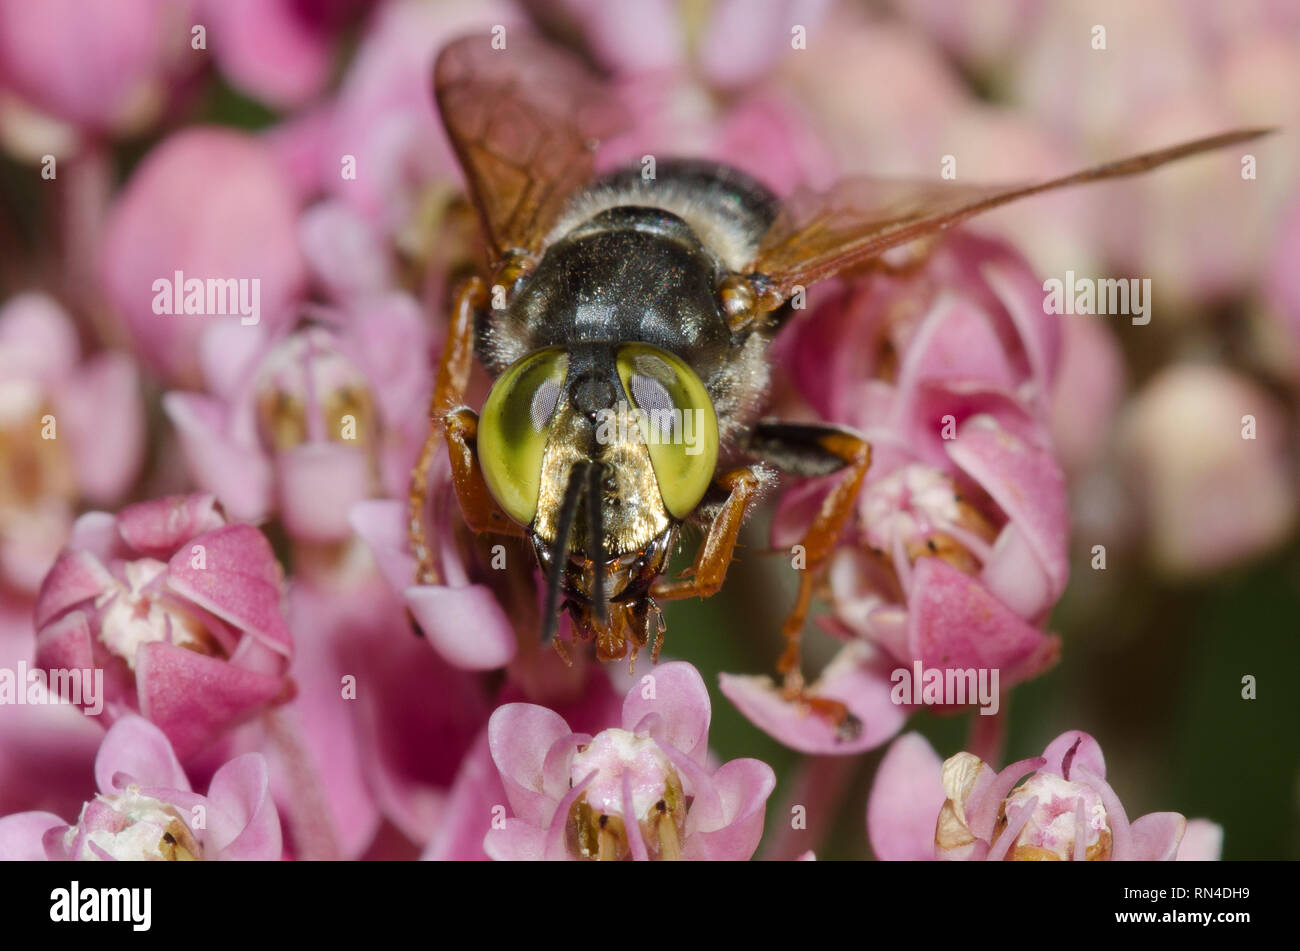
<box><xmin>421</xmin><ymin>662</ymin><xmax>627</xmax><ymax>861</ymax></box>
<box><xmin>1118</xmin><ymin>363</ymin><xmax>1296</xmax><ymax>576</ymax></box>
<box><xmin>546</xmin><ymin>0</ymin><xmax>833</xmax><ymax>92</ymax></box>
<box><xmin>162</xmin><ymin>199</ymin><xmax>434</xmax><ymax>542</ymax></box>
<box><xmin>322</xmin><ymin>0</ymin><xmax>520</xmax><ymax>231</ymax></box>
<box><xmin>0</xmin><ymin>714</ymin><xmax>281</xmax><ymax>860</ymax></box>
<box><xmin>484</xmin><ymin>662</ymin><xmax>775</xmax><ymax>861</ymax></box>
<box><xmin>0</xmin><ymin>0</ymin><xmax>196</xmax><ymax>155</ymax></box>
<box><xmin>98</xmin><ymin>128</ymin><xmax>308</xmax><ymax>387</ymax></box>
<box><xmin>722</xmin><ymin>235</ymin><xmax>1065</xmax><ymax>754</ymax></box>
<box><xmin>165</xmin><ymin>300</ymin><xmax>430</xmax><ymax>540</ymax></box>
<box><xmin>194</xmin><ymin>0</ymin><xmax>375</xmax><ymax>110</ymax></box>
<box><xmin>1006</xmin><ymin>0</ymin><xmax>1294</xmax><ymax>307</ymax></box>
<box><xmin>33</xmin><ymin>493</ymin><xmax>294</xmax><ymax>760</ymax></box>
<box><xmin>866</xmin><ymin>731</ymin><xmax>1222</xmax><ymax>861</ymax></box>
<box><xmin>0</xmin><ymin>293</ymin><xmax>144</xmax><ymax>595</ymax></box>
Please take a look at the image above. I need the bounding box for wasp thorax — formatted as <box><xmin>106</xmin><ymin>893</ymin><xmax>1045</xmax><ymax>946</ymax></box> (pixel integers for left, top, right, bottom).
<box><xmin>96</xmin><ymin>558</ymin><xmax>221</xmax><ymax>669</ymax></box>
<box><xmin>567</xmin><ymin>729</ymin><xmax>687</xmax><ymax>861</ymax></box>
<box><xmin>64</xmin><ymin>786</ymin><xmax>202</xmax><ymax>861</ymax></box>
<box><xmin>253</xmin><ymin>328</ymin><xmax>376</xmax><ymax>453</ymax></box>
<box><xmin>859</xmin><ymin>463</ymin><xmax>997</xmax><ymax>577</ymax></box>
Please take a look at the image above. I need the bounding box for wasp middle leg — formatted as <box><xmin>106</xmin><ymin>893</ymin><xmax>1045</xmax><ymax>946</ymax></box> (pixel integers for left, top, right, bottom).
<box><xmin>746</xmin><ymin>420</ymin><xmax>872</xmax><ymax>738</ymax></box>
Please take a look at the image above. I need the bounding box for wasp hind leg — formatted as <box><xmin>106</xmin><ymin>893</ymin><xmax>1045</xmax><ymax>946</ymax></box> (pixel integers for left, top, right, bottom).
<box><xmin>746</xmin><ymin>421</ymin><xmax>872</xmax><ymax>741</ymax></box>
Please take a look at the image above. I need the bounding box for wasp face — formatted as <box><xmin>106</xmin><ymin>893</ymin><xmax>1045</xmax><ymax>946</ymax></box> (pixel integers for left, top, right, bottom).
<box><xmin>476</xmin><ymin>341</ymin><xmax>719</xmax><ymax>655</ymax></box>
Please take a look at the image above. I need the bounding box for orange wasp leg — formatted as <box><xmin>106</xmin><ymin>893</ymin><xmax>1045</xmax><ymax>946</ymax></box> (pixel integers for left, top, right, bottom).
<box><xmin>650</xmin><ymin>467</ymin><xmax>762</xmax><ymax>602</ymax></box>
<box><xmin>408</xmin><ymin>275</ymin><xmax>487</xmax><ymax>586</ymax></box>
<box><xmin>768</xmin><ymin>428</ymin><xmax>872</xmax><ymax>735</ymax></box>
<box><xmin>443</xmin><ymin>407</ymin><xmax>526</xmax><ymax>538</ymax></box>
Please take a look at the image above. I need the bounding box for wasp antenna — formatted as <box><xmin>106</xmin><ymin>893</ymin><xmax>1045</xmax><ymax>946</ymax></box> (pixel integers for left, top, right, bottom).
<box><xmin>586</xmin><ymin>462</ymin><xmax>608</xmax><ymax>625</ymax></box>
<box><xmin>541</xmin><ymin>462</ymin><xmax>588</xmax><ymax>646</ymax></box>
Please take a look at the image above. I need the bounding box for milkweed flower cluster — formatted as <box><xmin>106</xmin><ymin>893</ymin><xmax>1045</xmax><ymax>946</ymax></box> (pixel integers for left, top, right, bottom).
<box><xmin>867</xmin><ymin>731</ymin><xmax>1222</xmax><ymax>862</ymax></box>
<box><xmin>722</xmin><ymin>233</ymin><xmax>1068</xmax><ymax>753</ymax></box>
<box><xmin>484</xmin><ymin>663</ymin><xmax>774</xmax><ymax>861</ymax></box>
<box><xmin>0</xmin><ymin>715</ymin><xmax>282</xmax><ymax>861</ymax></box>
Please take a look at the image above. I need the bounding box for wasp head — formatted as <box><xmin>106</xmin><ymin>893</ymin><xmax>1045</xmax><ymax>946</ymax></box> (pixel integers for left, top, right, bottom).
<box><xmin>476</xmin><ymin>341</ymin><xmax>718</xmax><ymax>658</ymax></box>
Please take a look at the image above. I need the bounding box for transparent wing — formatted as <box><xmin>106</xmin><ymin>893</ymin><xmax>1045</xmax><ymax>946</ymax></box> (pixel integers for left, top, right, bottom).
<box><xmin>748</xmin><ymin>128</ymin><xmax>1273</xmax><ymax>302</ymax></box>
<box><xmin>434</xmin><ymin>34</ymin><xmax>625</xmax><ymax>267</ymax></box>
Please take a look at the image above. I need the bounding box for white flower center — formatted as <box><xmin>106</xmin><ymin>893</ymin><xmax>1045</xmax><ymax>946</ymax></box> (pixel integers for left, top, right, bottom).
<box><xmin>64</xmin><ymin>786</ymin><xmax>201</xmax><ymax>861</ymax></box>
<box><xmin>96</xmin><ymin>558</ymin><xmax>218</xmax><ymax>668</ymax></box>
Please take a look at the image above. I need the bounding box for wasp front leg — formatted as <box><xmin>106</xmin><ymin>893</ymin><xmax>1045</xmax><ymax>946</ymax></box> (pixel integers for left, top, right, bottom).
<box><xmin>747</xmin><ymin>421</ymin><xmax>872</xmax><ymax>737</ymax></box>
<box><xmin>651</xmin><ymin>466</ymin><xmax>763</xmax><ymax>602</ymax></box>
<box><xmin>443</xmin><ymin>408</ymin><xmax>526</xmax><ymax>538</ymax></box>
<box><xmin>408</xmin><ymin>275</ymin><xmax>487</xmax><ymax>585</ymax></box>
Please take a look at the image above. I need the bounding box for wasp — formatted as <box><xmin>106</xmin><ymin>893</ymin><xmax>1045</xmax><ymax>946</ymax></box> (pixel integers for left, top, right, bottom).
<box><xmin>408</xmin><ymin>33</ymin><xmax>1267</xmax><ymax>729</ymax></box>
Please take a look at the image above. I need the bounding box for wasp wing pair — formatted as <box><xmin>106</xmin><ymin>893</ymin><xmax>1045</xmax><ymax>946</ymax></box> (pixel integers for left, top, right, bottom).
<box><xmin>412</xmin><ymin>33</ymin><xmax>1268</xmax><ymax>704</ymax></box>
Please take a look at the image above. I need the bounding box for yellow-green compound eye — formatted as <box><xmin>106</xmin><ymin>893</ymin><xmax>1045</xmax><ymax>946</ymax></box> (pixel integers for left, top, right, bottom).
<box><xmin>477</xmin><ymin>348</ymin><xmax>569</xmax><ymax>525</ymax></box>
<box><xmin>615</xmin><ymin>343</ymin><xmax>719</xmax><ymax>519</ymax></box>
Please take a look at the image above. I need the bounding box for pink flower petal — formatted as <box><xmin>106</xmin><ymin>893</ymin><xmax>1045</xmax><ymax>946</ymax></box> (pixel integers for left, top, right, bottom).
<box><xmin>719</xmin><ymin>641</ymin><xmax>909</xmax><ymax>754</ymax></box>
<box><xmin>487</xmin><ymin>703</ymin><xmax>573</xmax><ymax>827</ymax></box>
<box><xmin>204</xmin><ymin>752</ymin><xmax>283</xmax><ymax>860</ymax></box>
<box><xmin>115</xmin><ymin>493</ymin><xmax>225</xmax><ymax>558</ymax></box>
<box><xmin>947</xmin><ymin>415</ymin><xmax>1069</xmax><ymax>604</ymax></box>
<box><xmin>163</xmin><ymin>392</ymin><xmax>273</xmax><ymax>523</ymax></box>
<box><xmin>866</xmin><ymin>733</ymin><xmax>945</xmax><ymax>860</ymax></box>
<box><xmin>906</xmin><ymin>558</ymin><xmax>1060</xmax><ymax>688</ymax></box>
<box><xmin>164</xmin><ymin>524</ymin><xmax>291</xmax><ymax>657</ymax></box>
<box><xmin>681</xmin><ymin>758</ymin><xmax>775</xmax><ymax>860</ymax></box>
<box><xmin>33</xmin><ymin>549</ymin><xmax>114</xmax><ymax>629</ymax></box>
<box><xmin>622</xmin><ymin>660</ymin><xmax>711</xmax><ymax>764</ymax></box>
<box><xmin>298</xmin><ymin>200</ymin><xmax>392</xmax><ymax>302</ymax></box>
<box><xmin>53</xmin><ymin>351</ymin><xmax>144</xmax><ymax>505</ymax></box>
<box><xmin>135</xmin><ymin>642</ymin><xmax>288</xmax><ymax>760</ymax></box>
<box><xmin>894</xmin><ymin>293</ymin><xmax>1019</xmax><ymax>409</ymax></box>
<box><xmin>98</xmin><ymin>128</ymin><xmax>307</xmax><ymax>384</ymax></box>
<box><xmin>404</xmin><ymin>584</ymin><xmax>516</xmax><ymax>671</ymax></box>
<box><xmin>1040</xmin><ymin>730</ymin><xmax>1106</xmax><ymax>782</ymax></box>
<box><xmin>199</xmin><ymin>0</ymin><xmax>333</xmax><ymax>108</ymax></box>
<box><xmin>349</xmin><ymin>499</ymin><xmax>417</xmax><ymax>596</ymax></box>
<box><xmin>94</xmin><ymin>714</ymin><xmax>191</xmax><ymax>793</ymax></box>
<box><xmin>1129</xmin><ymin>812</ymin><xmax>1187</xmax><ymax>861</ymax></box>
<box><xmin>1176</xmin><ymin>819</ymin><xmax>1223</xmax><ymax>861</ymax></box>
<box><xmin>276</xmin><ymin>443</ymin><xmax>373</xmax><ymax>543</ymax></box>
<box><xmin>483</xmin><ymin>818</ymin><xmax>548</xmax><ymax>861</ymax></box>
<box><xmin>0</xmin><ymin>812</ymin><xmax>67</xmax><ymax>860</ymax></box>
<box><xmin>0</xmin><ymin>0</ymin><xmax>183</xmax><ymax>131</ymax></box>
<box><xmin>0</xmin><ymin>291</ymin><xmax>79</xmax><ymax>383</ymax></box>
<box><xmin>422</xmin><ymin>728</ymin><xmax>508</xmax><ymax>862</ymax></box>
<box><xmin>33</xmin><ymin>611</ymin><xmax>97</xmax><ymax>695</ymax></box>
